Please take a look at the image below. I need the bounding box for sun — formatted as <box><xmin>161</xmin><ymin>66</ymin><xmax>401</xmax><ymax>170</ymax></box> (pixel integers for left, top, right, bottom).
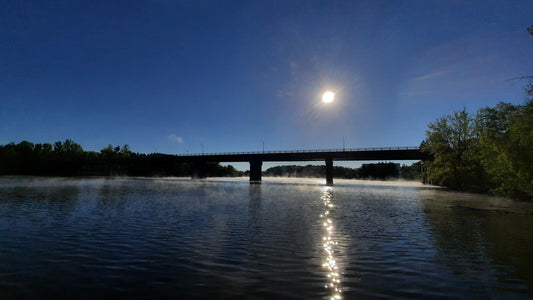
<box><xmin>322</xmin><ymin>91</ymin><xmax>335</xmax><ymax>103</ymax></box>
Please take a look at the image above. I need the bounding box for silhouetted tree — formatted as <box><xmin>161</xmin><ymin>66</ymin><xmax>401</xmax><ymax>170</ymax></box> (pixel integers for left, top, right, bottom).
<box><xmin>358</xmin><ymin>163</ymin><xmax>399</xmax><ymax>179</ymax></box>
<box><xmin>100</xmin><ymin>144</ymin><xmax>115</xmax><ymax>159</ymax></box>
<box><xmin>120</xmin><ymin>144</ymin><xmax>131</xmax><ymax>158</ymax></box>
<box><xmin>400</xmin><ymin>162</ymin><xmax>424</xmax><ymax>180</ymax></box>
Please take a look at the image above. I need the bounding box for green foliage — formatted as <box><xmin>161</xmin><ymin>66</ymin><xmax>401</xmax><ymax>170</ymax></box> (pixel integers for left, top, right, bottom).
<box><xmin>480</xmin><ymin>100</ymin><xmax>533</xmax><ymax>199</ymax></box>
<box><xmin>421</xmin><ymin>108</ymin><xmax>486</xmax><ymax>191</ymax></box>
<box><xmin>400</xmin><ymin>162</ymin><xmax>424</xmax><ymax>180</ymax></box>
<box><xmin>422</xmin><ymin>101</ymin><xmax>533</xmax><ymax>200</ymax></box>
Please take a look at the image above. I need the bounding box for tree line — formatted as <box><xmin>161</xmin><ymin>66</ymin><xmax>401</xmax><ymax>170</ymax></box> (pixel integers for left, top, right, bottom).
<box><xmin>262</xmin><ymin>162</ymin><xmax>422</xmax><ymax>180</ymax></box>
<box><xmin>420</xmin><ymin>100</ymin><xmax>532</xmax><ymax>200</ymax></box>
<box><xmin>0</xmin><ymin>140</ymin><xmax>242</xmax><ymax>177</ymax></box>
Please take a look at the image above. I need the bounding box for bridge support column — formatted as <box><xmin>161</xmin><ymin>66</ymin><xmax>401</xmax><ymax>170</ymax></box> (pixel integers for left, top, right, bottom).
<box><xmin>325</xmin><ymin>158</ymin><xmax>333</xmax><ymax>186</ymax></box>
<box><xmin>249</xmin><ymin>160</ymin><xmax>262</xmax><ymax>183</ymax></box>
<box><xmin>191</xmin><ymin>161</ymin><xmax>207</xmax><ymax>179</ymax></box>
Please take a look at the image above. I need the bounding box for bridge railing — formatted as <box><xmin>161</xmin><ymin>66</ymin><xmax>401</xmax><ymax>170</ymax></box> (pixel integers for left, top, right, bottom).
<box><xmin>177</xmin><ymin>146</ymin><xmax>421</xmax><ymax>157</ymax></box>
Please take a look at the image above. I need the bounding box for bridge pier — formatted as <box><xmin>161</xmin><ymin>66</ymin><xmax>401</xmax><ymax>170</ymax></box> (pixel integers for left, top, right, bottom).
<box><xmin>249</xmin><ymin>160</ymin><xmax>262</xmax><ymax>183</ymax></box>
<box><xmin>191</xmin><ymin>161</ymin><xmax>207</xmax><ymax>179</ymax></box>
<box><xmin>325</xmin><ymin>158</ymin><xmax>333</xmax><ymax>186</ymax></box>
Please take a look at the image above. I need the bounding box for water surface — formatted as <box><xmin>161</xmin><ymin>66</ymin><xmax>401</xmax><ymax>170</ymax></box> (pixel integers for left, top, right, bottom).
<box><xmin>1</xmin><ymin>176</ymin><xmax>532</xmax><ymax>299</ymax></box>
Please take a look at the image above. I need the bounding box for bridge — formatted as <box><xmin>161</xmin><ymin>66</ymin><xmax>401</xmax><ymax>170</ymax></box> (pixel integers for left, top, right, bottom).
<box><xmin>162</xmin><ymin>146</ymin><xmax>431</xmax><ymax>185</ymax></box>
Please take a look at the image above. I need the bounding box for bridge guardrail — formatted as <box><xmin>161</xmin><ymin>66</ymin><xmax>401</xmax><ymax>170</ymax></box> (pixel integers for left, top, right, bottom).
<box><xmin>176</xmin><ymin>146</ymin><xmax>420</xmax><ymax>157</ymax></box>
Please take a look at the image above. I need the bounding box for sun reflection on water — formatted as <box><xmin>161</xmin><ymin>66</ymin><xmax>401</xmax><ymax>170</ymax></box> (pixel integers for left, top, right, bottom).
<box><xmin>320</xmin><ymin>186</ymin><xmax>342</xmax><ymax>300</ymax></box>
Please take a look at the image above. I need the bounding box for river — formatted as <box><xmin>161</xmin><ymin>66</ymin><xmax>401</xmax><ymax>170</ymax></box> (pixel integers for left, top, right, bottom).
<box><xmin>1</xmin><ymin>176</ymin><xmax>532</xmax><ymax>299</ymax></box>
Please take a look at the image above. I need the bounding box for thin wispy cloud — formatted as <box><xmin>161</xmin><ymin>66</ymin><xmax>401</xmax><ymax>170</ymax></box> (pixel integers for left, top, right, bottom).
<box><xmin>412</xmin><ymin>69</ymin><xmax>451</xmax><ymax>82</ymax></box>
<box><xmin>168</xmin><ymin>134</ymin><xmax>183</xmax><ymax>143</ymax></box>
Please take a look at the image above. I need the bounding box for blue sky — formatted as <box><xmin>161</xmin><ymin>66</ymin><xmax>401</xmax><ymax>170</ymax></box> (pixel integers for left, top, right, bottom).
<box><xmin>2</xmin><ymin>0</ymin><xmax>533</xmax><ymax>160</ymax></box>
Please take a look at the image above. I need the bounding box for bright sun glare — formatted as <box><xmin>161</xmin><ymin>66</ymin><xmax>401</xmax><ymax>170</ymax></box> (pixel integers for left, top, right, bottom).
<box><xmin>322</xmin><ymin>91</ymin><xmax>335</xmax><ymax>103</ymax></box>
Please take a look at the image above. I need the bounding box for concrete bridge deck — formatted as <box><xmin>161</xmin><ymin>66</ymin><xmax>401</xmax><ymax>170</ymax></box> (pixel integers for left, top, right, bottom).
<box><xmin>176</xmin><ymin>146</ymin><xmax>425</xmax><ymax>162</ymax></box>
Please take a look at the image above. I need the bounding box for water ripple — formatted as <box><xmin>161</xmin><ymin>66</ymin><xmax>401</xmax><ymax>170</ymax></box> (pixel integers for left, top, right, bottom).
<box><xmin>1</xmin><ymin>177</ymin><xmax>532</xmax><ymax>298</ymax></box>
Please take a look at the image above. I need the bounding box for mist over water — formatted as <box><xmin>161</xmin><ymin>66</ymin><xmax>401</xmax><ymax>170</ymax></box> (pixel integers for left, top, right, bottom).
<box><xmin>1</xmin><ymin>176</ymin><xmax>532</xmax><ymax>299</ymax></box>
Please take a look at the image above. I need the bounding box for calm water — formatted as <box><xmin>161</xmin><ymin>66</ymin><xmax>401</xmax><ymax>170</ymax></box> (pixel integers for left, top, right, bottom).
<box><xmin>1</xmin><ymin>176</ymin><xmax>532</xmax><ymax>299</ymax></box>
